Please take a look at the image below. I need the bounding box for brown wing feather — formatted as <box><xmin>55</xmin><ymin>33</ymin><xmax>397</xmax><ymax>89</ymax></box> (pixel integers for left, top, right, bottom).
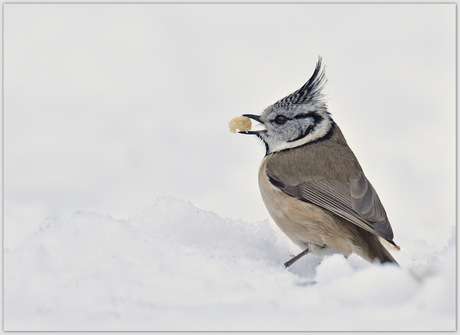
<box><xmin>267</xmin><ymin>174</ymin><xmax>394</xmax><ymax>242</ymax></box>
<box><xmin>349</xmin><ymin>175</ymin><xmax>393</xmax><ymax>240</ymax></box>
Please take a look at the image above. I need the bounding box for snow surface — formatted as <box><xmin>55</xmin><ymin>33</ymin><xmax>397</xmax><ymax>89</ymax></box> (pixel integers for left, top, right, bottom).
<box><xmin>4</xmin><ymin>197</ymin><xmax>456</xmax><ymax>331</ymax></box>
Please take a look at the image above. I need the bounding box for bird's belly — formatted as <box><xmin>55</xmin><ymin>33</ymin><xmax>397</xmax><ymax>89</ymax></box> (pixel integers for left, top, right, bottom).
<box><xmin>258</xmin><ymin>159</ymin><xmax>353</xmax><ymax>255</ymax></box>
<box><xmin>259</xmin><ymin>177</ymin><xmax>327</xmax><ymax>247</ymax></box>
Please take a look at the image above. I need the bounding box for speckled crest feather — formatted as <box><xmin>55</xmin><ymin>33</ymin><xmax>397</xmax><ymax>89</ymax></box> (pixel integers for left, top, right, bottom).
<box><xmin>274</xmin><ymin>56</ymin><xmax>327</xmax><ymax>109</ymax></box>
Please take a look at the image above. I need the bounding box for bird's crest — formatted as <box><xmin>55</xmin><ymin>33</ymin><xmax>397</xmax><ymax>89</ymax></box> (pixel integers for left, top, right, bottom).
<box><xmin>274</xmin><ymin>56</ymin><xmax>327</xmax><ymax>108</ymax></box>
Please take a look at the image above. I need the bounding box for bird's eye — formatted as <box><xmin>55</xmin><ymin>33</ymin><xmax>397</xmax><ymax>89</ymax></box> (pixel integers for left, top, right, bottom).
<box><xmin>274</xmin><ymin>115</ymin><xmax>287</xmax><ymax>125</ymax></box>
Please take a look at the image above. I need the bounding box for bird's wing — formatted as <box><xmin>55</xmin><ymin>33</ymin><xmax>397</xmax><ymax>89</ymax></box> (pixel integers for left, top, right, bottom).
<box><xmin>267</xmin><ymin>173</ymin><xmax>394</xmax><ymax>242</ymax></box>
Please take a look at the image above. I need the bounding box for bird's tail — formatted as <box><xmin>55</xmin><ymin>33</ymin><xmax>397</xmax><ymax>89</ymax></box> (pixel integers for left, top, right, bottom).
<box><xmin>379</xmin><ymin>247</ymin><xmax>398</xmax><ymax>265</ymax></box>
<box><xmin>369</xmin><ymin>237</ymin><xmax>399</xmax><ymax>265</ymax></box>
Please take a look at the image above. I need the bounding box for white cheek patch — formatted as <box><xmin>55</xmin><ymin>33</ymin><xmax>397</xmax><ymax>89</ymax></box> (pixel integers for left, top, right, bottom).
<box><xmin>268</xmin><ymin>117</ymin><xmax>333</xmax><ymax>153</ymax></box>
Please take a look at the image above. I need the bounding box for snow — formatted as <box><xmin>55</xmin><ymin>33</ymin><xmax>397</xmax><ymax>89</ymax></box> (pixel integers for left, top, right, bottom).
<box><xmin>4</xmin><ymin>197</ymin><xmax>455</xmax><ymax>331</ymax></box>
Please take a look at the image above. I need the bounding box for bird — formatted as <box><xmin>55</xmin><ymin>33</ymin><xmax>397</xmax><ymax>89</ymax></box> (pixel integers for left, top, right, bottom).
<box><xmin>239</xmin><ymin>57</ymin><xmax>398</xmax><ymax>267</ymax></box>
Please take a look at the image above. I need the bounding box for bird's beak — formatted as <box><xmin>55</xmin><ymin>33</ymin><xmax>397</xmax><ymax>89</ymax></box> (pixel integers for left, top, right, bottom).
<box><xmin>239</xmin><ymin>114</ymin><xmax>266</xmax><ymax>135</ymax></box>
<box><xmin>242</xmin><ymin>114</ymin><xmax>262</xmax><ymax>123</ymax></box>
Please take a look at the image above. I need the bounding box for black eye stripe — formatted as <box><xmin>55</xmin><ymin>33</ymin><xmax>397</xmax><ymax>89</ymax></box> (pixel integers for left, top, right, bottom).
<box><xmin>293</xmin><ymin>114</ymin><xmax>309</xmax><ymax>119</ymax></box>
<box><xmin>271</xmin><ymin>114</ymin><xmax>308</xmax><ymax>122</ymax></box>
<box><xmin>296</xmin><ymin>112</ymin><xmax>324</xmax><ymax>124</ymax></box>
<box><xmin>271</xmin><ymin>112</ymin><xmax>324</xmax><ymax>124</ymax></box>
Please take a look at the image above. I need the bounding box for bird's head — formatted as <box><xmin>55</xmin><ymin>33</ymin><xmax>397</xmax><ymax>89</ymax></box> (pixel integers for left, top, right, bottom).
<box><xmin>241</xmin><ymin>57</ymin><xmax>333</xmax><ymax>154</ymax></box>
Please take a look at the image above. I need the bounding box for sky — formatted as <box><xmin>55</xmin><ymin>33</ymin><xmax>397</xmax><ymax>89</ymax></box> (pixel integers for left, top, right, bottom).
<box><xmin>4</xmin><ymin>3</ymin><xmax>456</xmax><ymax>250</ymax></box>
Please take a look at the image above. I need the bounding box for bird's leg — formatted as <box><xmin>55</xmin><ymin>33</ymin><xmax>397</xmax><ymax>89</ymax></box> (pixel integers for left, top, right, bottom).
<box><xmin>284</xmin><ymin>247</ymin><xmax>310</xmax><ymax>268</ymax></box>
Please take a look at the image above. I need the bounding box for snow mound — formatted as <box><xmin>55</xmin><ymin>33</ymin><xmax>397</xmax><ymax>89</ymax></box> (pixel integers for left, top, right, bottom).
<box><xmin>4</xmin><ymin>197</ymin><xmax>455</xmax><ymax>331</ymax></box>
